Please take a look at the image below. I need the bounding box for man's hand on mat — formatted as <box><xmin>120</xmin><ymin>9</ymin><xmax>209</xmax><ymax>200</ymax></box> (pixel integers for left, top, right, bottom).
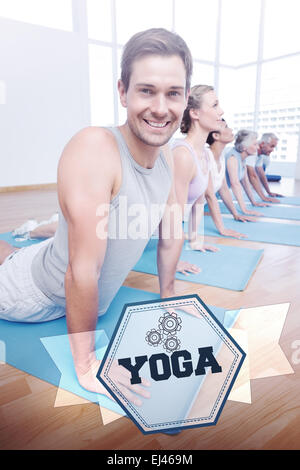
<box><xmin>269</xmin><ymin>192</ymin><xmax>284</xmax><ymax>198</ymax></box>
<box><xmin>176</xmin><ymin>260</ymin><xmax>201</xmax><ymax>275</ymax></box>
<box><xmin>234</xmin><ymin>214</ymin><xmax>257</xmax><ymax>222</ymax></box>
<box><xmin>77</xmin><ymin>357</ymin><xmax>151</xmax><ymax>406</ymax></box>
<box><xmin>219</xmin><ymin>228</ymin><xmax>247</xmax><ymax>239</ymax></box>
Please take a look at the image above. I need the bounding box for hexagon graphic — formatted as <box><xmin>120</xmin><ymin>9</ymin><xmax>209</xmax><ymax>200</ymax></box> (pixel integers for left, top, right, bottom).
<box><xmin>97</xmin><ymin>294</ymin><xmax>246</xmax><ymax>434</ymax></box>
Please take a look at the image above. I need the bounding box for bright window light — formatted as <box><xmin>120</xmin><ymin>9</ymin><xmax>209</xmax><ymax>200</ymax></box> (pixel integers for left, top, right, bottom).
<box><xmin>260</xmin><ymin>56</ymin><xmax>300</xmax><ymax>110</ymax></box>
<box><xmin>115</xmin><ymin>0</ymin><xmax>172</xmax><ymax>45</ymax></box>
<box><xmin>0</xmin><ymin>0</ymin><xmax>73</xmax><ymax>31</ymax></box>
<box><xmin>191</xmin><ymin>62</ymin><xmax>215</xmax><ymax>88</ymax></box>
<box><xmin>89</xmin><ymin>44</ymin><xmax>114</xmax><ymax>126</ymax></box>
<box><xmin>87</xmin><ymin>0</ymin><xmax>112</xmax><ymax>42</ymax></box>
<box><xmin>175</xmin><ymin>0</ymin><xmax>218</xmax><ymax>62</ymax></box>
<box><xmin>259</xmin><ymin>56</ymin><xmax>300</xmax><ymax>162</ymax></box>
<box><xmin>218</xmin><ymin>65</ymin><xmax>256</xmax><ymax>131</ymax></box>
<box><xmin>219</xmin><ymin>0</ymin><xmax>261</xmax><ymax>66</ymax></box>
<box><xmin>117</xmin><ymin>47</ymin><xmax>128</xmax><ymax>125</ymax></box>
<box><xmin>264</xmin><ymin>0</ymin><xmax>300</xmax><ymax>59</ymax></box>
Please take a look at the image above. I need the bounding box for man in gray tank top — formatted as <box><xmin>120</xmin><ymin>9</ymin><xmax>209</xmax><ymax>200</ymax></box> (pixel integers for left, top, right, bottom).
<box><xmin>0</xmin><ymin>28</ymin><xmax>193</xmax><ymax>403</ymax></box>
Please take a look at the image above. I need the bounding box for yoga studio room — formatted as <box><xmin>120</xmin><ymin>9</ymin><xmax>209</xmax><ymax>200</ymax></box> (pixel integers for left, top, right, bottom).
<box><xmin>0</xmin><ymin>0</ymin><xmax>300</xmax><ymax>454</ymax></box>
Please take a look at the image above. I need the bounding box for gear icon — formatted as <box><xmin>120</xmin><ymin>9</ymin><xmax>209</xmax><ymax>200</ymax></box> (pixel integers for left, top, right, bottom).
<box><xmin>163</xmin><ymin>336</ymin><xmax>181</xmax><ymax>353</ymax></box>
<box><xmin>159</xmin><ymin>312</ymin><xmax>182</xmax><ymax>335</ymax></box>
<box><xmin>145</xmin><ymin>329</ymin><xmax>163</xmax><ymax>347</ymax></box>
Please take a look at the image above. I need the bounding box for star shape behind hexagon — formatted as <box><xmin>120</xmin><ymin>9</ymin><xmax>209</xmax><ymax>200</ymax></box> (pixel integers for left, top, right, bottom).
<box><xmin>39</xmin><ymin>303</ymin><xmax>294</xmax><ymax>424</ymax></box>
<box><xmin>225</xmin><ymin>303</ymin><xmax>294</xmax><ymax>405</ymax></box>
<box><xmin>232</xmin><ymin>303</ymin><xmax>294</xmax><ymax>381</ymax></box>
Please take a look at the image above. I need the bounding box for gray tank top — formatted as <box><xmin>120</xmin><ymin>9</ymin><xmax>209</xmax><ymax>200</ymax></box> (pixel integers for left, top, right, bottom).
<box><xmin>31</xmin><ymin>127</ymin><xmax>172</xmax><ymax>315</ymax></box>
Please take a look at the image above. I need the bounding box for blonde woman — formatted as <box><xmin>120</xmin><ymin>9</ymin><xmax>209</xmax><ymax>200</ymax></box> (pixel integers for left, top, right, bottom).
<box><xmin>172</xmin><ymin>85</ymin><xmax>243</xmax><ymax>254</ymax></box>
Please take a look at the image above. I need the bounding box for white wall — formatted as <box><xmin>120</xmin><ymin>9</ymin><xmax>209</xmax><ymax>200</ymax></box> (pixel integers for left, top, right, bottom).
<box><xmin>0</xmin><ymin>17</ymin><xmax>89</xmax><ymax>187</ymax></box>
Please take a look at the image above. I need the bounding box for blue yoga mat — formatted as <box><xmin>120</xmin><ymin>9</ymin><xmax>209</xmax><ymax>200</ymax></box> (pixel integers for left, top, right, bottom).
<box><xmin>133</xmin><ymin>239</ymin><xmax>263</xmax><ymax>291</ymax></box>
<box><xmin>278</xmin><ymin>196</ymin><xmax>300</xmax><ymax>206</ymax></box>
<box><xmin>0</xmin><ymin>260</ymin><xmax>227</xmax><ymax>410</ymax></box>
<box><xmin>0</xmin><ymin>231</ymin><xmax>43</xmax><ymax>247</ymax></box>
<box><xmin>217</xmin><ymin>201</ymin><xmax>300</xmax><ymax>221</ymax></box>
<box><xmin>202</xmin><ymin>216</ymin><xmax>300</xmax><ymax>247</ymax></box>
<box><xmin>229</xmin><ymin>191</ymin><xmax>300</xmax><ymax>207</ymax></box>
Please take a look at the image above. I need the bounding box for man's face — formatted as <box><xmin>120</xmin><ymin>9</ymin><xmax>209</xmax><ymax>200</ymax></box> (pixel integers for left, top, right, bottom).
<box><xmin>259</xmin><ymin>138</ymin><xmax>278</xmax><ymax>155</ymax></box>
<box><xmin>118</xmin><ymin>54</ymin><xmax>188</xmax><ymax>147</ymax></box>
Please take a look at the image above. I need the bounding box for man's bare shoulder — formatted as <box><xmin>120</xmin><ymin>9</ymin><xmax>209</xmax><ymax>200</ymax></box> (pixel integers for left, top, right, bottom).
<box><xmin>58</xmin><ymin>127</ymin><xmax>121</xmax><ymax>205</ymax></box>
<box><xmin>59</xmin><ymin>127</ymin><xmax>119</xmax><ymax>170</ymax></box>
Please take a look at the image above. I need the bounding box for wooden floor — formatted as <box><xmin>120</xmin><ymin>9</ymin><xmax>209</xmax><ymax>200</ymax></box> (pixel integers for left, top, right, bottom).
<box><xmin>0</xmin><ymin>180</ymin><xmax>300</xmax><ymax>450</ymax></box>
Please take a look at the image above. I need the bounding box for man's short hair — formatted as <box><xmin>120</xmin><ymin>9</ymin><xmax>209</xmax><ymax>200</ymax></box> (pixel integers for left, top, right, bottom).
<box><xmin>259</xmin><ymin>132</ymin><xmax>279</xmax><ymax>144</ymax></box>
<box><xmin>121</xmin><ymin>28</ymin><xmax>193</xmax><ymax>94</ymax></box>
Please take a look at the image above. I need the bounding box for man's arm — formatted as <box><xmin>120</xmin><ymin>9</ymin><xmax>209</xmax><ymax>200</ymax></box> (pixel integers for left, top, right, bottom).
<box><xmin>246</xmin><ymin>165</ymin><xmax>279</xmax><ymax>203</ymax></box>
<box><xmin>256</xmin><ymin>165</ymin><xmax>283</xmax><ymax>197</ymax></box>
<box><xmin>58</xmin><ymin>128</ymin><xmax>151</xmax><ymax>403</ymax></box>
<box><xmin>256</xmin><ymin>165</ymin><xmax>272</xmax><ymax>194</ymax></box>
<box><xmin>241</xmin><ymin>170</ymin><xmax>270</xmax><ymax>209</ymax></box>
<box><xmin>58</xmin><ymin>128</ymin><xmax>118</xmax><ymax>390</ymax></box>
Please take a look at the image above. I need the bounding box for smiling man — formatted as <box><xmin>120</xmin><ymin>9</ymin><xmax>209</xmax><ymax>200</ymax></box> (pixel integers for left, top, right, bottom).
<box><xmin>0</xmin><ymin>28</ymin><xmax>193</xmax><ymax>403</ymax></box>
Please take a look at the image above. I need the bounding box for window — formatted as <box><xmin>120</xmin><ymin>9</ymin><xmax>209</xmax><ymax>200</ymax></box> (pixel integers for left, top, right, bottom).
<box><xmin>219</xmin><ymin>0</ymin><xmax>261</xmax><ymax>65</ymax></box>
<box><xmin>117</xmin><ymin>47</ymin><xmax>127</xmax><ymax>125</ymax></box>
<box><xmin>191</xmin><ymin>62</ymin><xmax>215</xmax><ymax>88</ymax></box>
<box><xmin>260</xmin><ymin>57</ymin><xmax>300</xmax><ymax>111</ymax></box>
<box><xmin>218</xmin><ymin>67</ymin><xmax>236</xmax><ymax>126</ymax></box>
<box><xmin>89</xmin><ymin>45</ymin><xmax>114</xmax><ymax>126</ymax></box>
<box><xmin>115</xmin><ymin>0</ymin><xmax>172</xmax><ymax>45</ymax></box>
<box><xmin>174</xmin><ymin>0</ymin><xmax>218</xmax><ymax>62</ymax></box>
<box><xmin>87</xmin><ymin>0</ymin><xmax>112</xmax><ymax>42</ymax></box>
<box><xmin>219</xmin><ymin>65</ymin><xmax>256</xmax><ymax>130</ymax></box>
<box><xmin>264</xmin><ymin>0</ymin><xmax>300</xmax><ymax>59</ymax></box>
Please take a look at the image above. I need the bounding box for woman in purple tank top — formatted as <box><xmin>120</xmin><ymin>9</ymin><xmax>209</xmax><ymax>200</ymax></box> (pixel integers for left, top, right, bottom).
<box><xmin>172</xmin><ymin>85</ymin><xmax>243</xmax><ymax>260</ymax></box>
